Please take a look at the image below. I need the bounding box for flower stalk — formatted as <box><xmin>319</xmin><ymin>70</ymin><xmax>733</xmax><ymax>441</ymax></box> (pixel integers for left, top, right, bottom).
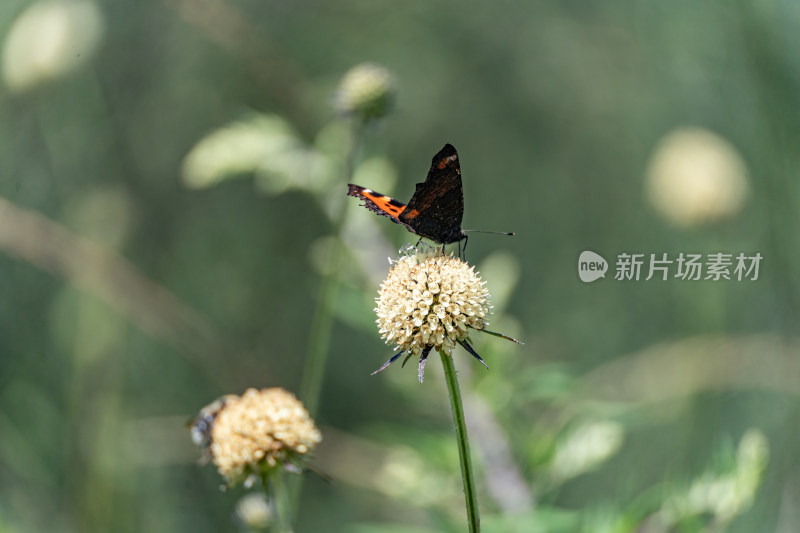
<box><xmin>299</xmin><ymin>119</ymin><xmax>362</xmax><ymax>418</ymax></box>
<box><xmin>296</xmin><ymin>61</ymin><xmax>396</xmax><ymax>513</ymax></box>
<box><xmin>302</xmin><ymin>63</ymin><xmax>395</xmax><ymax>415</ymax></box>
<box><xmin>263</xmin><ymin>468</ymin><xmax>293</xmax><ymax>533</ymax></box>
<box><xmin>440</xmin><ymin>348</ymin><xmax>480</xmax><ymax>533</ymax></box>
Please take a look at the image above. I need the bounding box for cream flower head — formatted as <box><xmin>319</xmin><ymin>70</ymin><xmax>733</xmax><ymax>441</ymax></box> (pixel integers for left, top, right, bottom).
<box><xmin>192</xmin><ymin>388</ymin><xmax>322</xmax><ymax>486</ymax></box>
<box><xmin>373</xmin><ymin>251</ymin><xmax>518</xmax><ymax>381</ymax></box>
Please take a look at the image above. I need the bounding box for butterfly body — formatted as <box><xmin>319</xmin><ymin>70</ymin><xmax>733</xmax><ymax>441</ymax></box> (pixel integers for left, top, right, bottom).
<box><xmin>347</xmin><ymin>143</ymin><xmax>466</xmax><ymax>245</ymax></box>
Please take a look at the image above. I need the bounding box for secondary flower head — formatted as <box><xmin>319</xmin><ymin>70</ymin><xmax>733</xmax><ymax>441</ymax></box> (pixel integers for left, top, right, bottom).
<box><xmin>192</xmin><ymin>388</ymin><xmax>322</xmax><ymax>486</ymax></box>
<box><xmin>334</xmin><ymin>62</ymin><xmax>395</xmax><ymax>122</ymax></box>
<box><xmin>645</xmin><ymin>127</ymin><xmax>749</xmax><ymax>227</ymax></box>
<box><xmin>373</xmin><ymin>250</ymin><xmax>517</xmax><ymax>381</ymax></box>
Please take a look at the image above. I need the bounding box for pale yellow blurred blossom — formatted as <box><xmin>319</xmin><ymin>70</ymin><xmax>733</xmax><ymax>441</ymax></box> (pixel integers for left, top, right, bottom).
<box><xmin>2</xmin><ymin>0</ymin><xmax>104</xmax><ymax>92</ymax></box>
<box><xmin>646</xmin><ymin>127</ymin><xmax>749</xmax><ymax>226</ymax></box>
<box><xmin>192</xmin><ymin>388</ymin><xmax>322</xmax><ymax>486</ymax></box>
<box><xmin>181</xmin><ymin>115</ymin><xmax>297</xmax><ymax>189</ymax></box>
<box><xmin>550</xmin><ymin>420</ymin><xmax>624</xmax><ymax>484</ymax></box>
<box><xmin>334</xmin><ymin>63</ymin><xmax>396</xmax><ymax>121</ymax></box>
<box><xmin>181</xmin><ymin>114</ymin><xmax>329</xmax><ymax>194</ymax></box>
<box><xmin>375</xmin><ymin>446</ymin><xmax>458</xmax><ymax>507</ymax></box>
<box><xmin>375</xmin><ymin>253</ymin><xmax>490</xmax><ymax>360</ymax></box>
<box><xmin>234</xmin><ymin>493</ymin><xmax>272</xmax><ymax>530</ymax></box>
<box><xmin>656</xmin><ymin>428</ymin><xmax>768</xmax><ymax>530</ymax></box>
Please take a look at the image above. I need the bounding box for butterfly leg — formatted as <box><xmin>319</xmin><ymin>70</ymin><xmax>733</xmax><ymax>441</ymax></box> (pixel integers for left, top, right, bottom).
<box><xmin>457</xmin><ymin>237</ymin><xmax>468</xmax><ymax>260</ymax></box>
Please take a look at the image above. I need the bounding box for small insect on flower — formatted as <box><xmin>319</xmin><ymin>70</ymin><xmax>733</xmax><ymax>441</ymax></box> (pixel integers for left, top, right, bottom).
<box><xmin>190</xmin><ymin>388</ymin><xmax>322</xmax><ymax>487</ymax></box>
<box><xmin>373</xmin><ymin>250</ymin><xmax>521</xmax><ymax>382</ymax></box>
<box><xmin>190</xmin><ymin>394</ymin><xmax>237</xmax><ymax>465</ymax></box>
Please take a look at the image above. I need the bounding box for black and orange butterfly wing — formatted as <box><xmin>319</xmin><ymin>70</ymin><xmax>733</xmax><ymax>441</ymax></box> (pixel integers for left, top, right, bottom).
<box><xmin>346</xmin><ymin>184</ymin><xmax>408</xmax><ymax>225</ymax></box>
<box><xmin>398</xmin><ymin>144</ymin><xmax>465</xmax><ymax>244</ymax></box>
<box><xmin>347</xmin><ymin>143</ymin><xmax>466</xmax><ymax>244</ymax></box>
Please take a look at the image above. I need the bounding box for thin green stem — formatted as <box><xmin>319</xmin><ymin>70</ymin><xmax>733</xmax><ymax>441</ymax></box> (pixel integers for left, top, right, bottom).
<box><xmin>298</xmin><ymin>237</ymin><xmax>343</xmax><ymax>417</ymax></box>
<box><xmin>264</xmin><ymin>469</ymin><xmax>293</xmax><ymax>533</ymax></box>
<box><xmin>292</xmin><ymin>121</ymin><xmax>364</xmax><ymax>515</ymax></box>
<box><xmin>439</xmin><ymin>349</ymin><xmax>480</xmax><ymax>533</ymax></box>
<box><xmin>299</xmin><ymin>120</ymin><xmax>362</xmax><ymax>418</ymax></box>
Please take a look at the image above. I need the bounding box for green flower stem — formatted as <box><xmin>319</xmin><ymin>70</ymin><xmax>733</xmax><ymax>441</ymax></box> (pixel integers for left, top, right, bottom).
<box><xmin>298</xmin><ymin>235</ymin><xmax>344</xmax><ymax>418</ymax></box>
<box><xmin>292</xmin><ymin>121</ymin><xmax>364</xmax><ymax>514</ymax></box>
<box><xmin>300</xmin><ymin>120</ymin><xmax>363</xmax><ymax>418</ymax></box>
<box><xmin>440</xmin><ymin>349</ymin><xmax>480</xmax><ymax>533</ymax></box>
<box><xmin>264</xmin><ymin>469</ymin><xmax>293</xmax><ymax>533</ymax></box>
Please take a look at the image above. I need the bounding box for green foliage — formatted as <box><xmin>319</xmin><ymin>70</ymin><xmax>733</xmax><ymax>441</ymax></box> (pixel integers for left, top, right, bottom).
<box><xmin>1</xmin><ymin>1</ymin><xmax>798</xmax><ymax>532</ymax></box>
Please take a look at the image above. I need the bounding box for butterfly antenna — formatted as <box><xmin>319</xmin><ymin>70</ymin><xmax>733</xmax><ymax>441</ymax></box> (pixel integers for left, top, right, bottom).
<box><xmin>459</xmin><ymin>230</ymin><xmax>512</xmax><ymax>259</ymax></box>
<box><xmin>462</xmin><ymin>229</ymin><xmax>515</xmax><ymax>236</ymax></box>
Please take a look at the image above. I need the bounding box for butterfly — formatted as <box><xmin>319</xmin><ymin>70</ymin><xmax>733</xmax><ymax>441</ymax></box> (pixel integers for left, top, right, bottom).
<box><xmin>348</xmin><ymin>144</ymin><xmax>513</xmax><ymax>255</ymax></box>
<box><xmin>347</xmin><ymin>143</ymin><xmax>469</xmax><ymax>246</ymax></box>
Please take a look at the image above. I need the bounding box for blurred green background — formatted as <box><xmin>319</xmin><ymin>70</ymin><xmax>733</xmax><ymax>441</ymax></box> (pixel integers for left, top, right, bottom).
<box><xmin>1</xmin><ymin>1</ymin><xmax>798</xmax><ymax>532</ymax></box>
